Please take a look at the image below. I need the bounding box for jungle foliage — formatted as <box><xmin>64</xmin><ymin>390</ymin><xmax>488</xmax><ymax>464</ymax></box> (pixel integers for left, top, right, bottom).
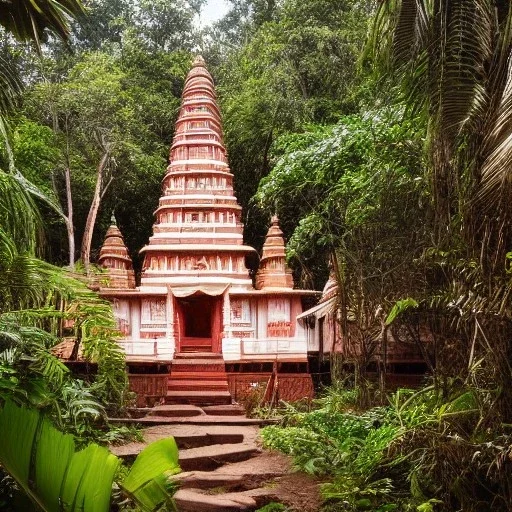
<box><xmin>0</xmin><ymin>3</ymin><xmax>179</xmax><ymax>510</ymax></box>
<box><xmin>253</xmin><ymin>1</ymin><xmax>512</xmax><ymax>511</ymax></box>
<box><xmin>263</xmin><ymin>385</ymin><xmax>512</xmax><ymax>511</ymax></box>
<box><xmin>0</xmin><ymin>400</ymin><xmax>180</xmax><ymax>512</ymax></box>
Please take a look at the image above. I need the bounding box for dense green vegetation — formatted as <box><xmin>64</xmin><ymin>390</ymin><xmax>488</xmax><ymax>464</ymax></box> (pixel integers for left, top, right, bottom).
<box><xmin>1</xmin><ymin>0</ymin><xmax>512</xmax><ymax>510</ymax></box>
<box><xmin>0</xmin><ymin>2</ymin><xmax>180</xmax><ymax>510</ymax></box>
<box><xmin>262</xmin><ymin>385</ymin><xmax>512</xmax><ymax>511</ymax></box>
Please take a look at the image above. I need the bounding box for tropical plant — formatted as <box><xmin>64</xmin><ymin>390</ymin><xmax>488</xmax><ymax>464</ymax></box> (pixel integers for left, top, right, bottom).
<box><xmin>0</xmin><ymin>0</ymin><xmax>85</xmax><ymax>47</ymax></box>
<box><xmin>263</xmin><ymin>384</ymin><xmax>512</xmax><ymax>511</ymax></box>
<box><xmin>369</xmin><ymin>1</ymin><xmax>512</xmax><ymax>259</ymax></box>
<box><xmin>368</xmin><ymin>0</ymin><xmax>512</xmax><ymax>422</ymax></box>
<box><xmin>215</xmin><ymin>0</ymin><xmax>373</xmax><ymax>249</ymax></box>
<box><xmin>256</xmin><ymin>107</ymin><xmax>430</xmax><ymax>396</ymax></box>
<box><xmin>0</xmin><ymin>400</ymin><xmax>181</xmax><ymax>512</ymax></box>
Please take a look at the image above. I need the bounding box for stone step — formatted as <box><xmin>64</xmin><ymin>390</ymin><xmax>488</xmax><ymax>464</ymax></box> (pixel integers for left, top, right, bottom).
<box><xmin>168</xmin><ymin>380</ymin><xmax>229</xmax><ymax>392</ymax></box>
<box><xmin>164</xmin><ymin>390</ymin><xmax>232</xmax><ymax>406</ymax></box>
<box><xmin>202</xmin><ymin>404</ymin><xmax>245</xmax><ymax>416</ymax></box>
<box><xmin>180</xmin><ymin>346</ymin><xmax>215</xmax><ymax>353</ymax></box>
<box><xmin>169</xmin><ymin>371</ymin><xmax>229</xmax><ymax>379</ymax></box>
<box><xmin>179</xmin><ymin>443</ymin><xmax>260</xmax><ymax>472</ymax></box>
<box><xmin>111</xmin><ymin>432</ymin><xmax>245</xmax><ymax>458</ymax></box>
<box><xmin>172</xmin><ymin>363</ymin><xmax>227</xmax><ymax>372</ymax></box>
<box><xmin>147</xmin><ymin>404</ymin><xmax>205</xmax><ymax>417</ymax></box>
<box><xmin>172</xmin><ymin>472</ymin><xmax>247</xmax><ymax>490</ymax></box>
<box><xmin>171</xmin><ymin>469</ymin><xmax>283</xmax><ymax>491</ymax></box>
<box><xmin>173</xmin><ymin>489</ymin><xmax>257</xmax><ymax>512</ymax></box>
<box><xmin>108</xmin><ymin>415</ymin><xmax>274</xmax><ymax>426</ymax></box>
<box><xmin>170</xmin><ymin>364</ymin><xmax>226</xmax><ymax>376</ymax></box>
<box><xmin>174</xmin><ymin>352</ymin><xmax>222</xmax><ymax>359</ymax></box>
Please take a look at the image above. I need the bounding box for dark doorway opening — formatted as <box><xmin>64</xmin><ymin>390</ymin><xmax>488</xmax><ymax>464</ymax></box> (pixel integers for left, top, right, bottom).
<box><xmin>181</xmin><ymin>295</ymin><xmax>213</xmax><ymax>338</ymax></box>
<box><xmin>176</xmin><ymin>294</ymin><xmax>222</xmax><ymax>353</ymax></box>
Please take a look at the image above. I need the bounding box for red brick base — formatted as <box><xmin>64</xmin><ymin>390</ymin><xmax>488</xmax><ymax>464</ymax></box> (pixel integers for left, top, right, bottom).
<box><xmin>227</xmin><ymin>373</ymin><xmax>314</xmax><ymax>403</ymax></box>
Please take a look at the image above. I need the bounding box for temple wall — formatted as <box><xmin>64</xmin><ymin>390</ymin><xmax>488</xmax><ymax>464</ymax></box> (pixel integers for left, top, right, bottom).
<box><xmin>128</xmin><ymin>373</ymin><xmax>168</xmax><ymax>407</ymax></box>
<box><xmin>110</xmin><ymin>292</ymin><xmax>309</xmax><ymax>363</ymax></box>
<box><xmin>127</xmin><ymin>372</ymin><xmax>314</xmax><ymax>407</ymax></box>
<box><xmin>227</xmin><ymin>373</ymin><xmax>314</xmax><ymax>402</ymax></box>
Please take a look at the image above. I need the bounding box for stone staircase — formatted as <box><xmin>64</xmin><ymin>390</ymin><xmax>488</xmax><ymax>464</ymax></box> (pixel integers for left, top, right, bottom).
<box><xmin>165</xmin><ymin>353</ymin><xmax>231</xmax><ymax>406</ymax></box>
<box><xmin>110</xmin><ymin>404</ymin><xmax>321</xmax><ymax>511</ymax></box>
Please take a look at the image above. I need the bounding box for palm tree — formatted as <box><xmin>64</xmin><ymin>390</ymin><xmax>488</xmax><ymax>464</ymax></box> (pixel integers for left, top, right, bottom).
<box><xmin>370</xmin><ymin>0</ymin><xmax>512</xmax><ymax>267</ymax></box>
<box><xmin>0</xmin><ymin>0</ymin><xmax>85</xmax><ymax>47</ymax></box>
<box><xmin>0</xmin><ymin>0</ymin><xmax>127</xmax><ymax>406</ymax></box>
<box><xmin>369</xmin><ymin>0</ymin><xmax>512</xmax><ymax>420</ymax></box>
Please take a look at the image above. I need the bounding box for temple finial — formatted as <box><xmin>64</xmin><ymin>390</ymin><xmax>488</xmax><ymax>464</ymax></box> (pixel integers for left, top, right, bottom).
<box><xmin>110</xmin><ymin>211</ymin><xmax>117</xmax><ymax>226</ymax></box>
<box><xmin>192</xmin><ymin>55</ymin><xmax>206</xmax><ymax>68</ymax></box>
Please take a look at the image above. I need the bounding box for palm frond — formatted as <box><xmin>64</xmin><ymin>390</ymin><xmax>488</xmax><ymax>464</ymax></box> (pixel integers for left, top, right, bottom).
<box><xmin>0</xmin><ymin>55</ymin><xmax>22</xmax><ymax>117</ymax></box>
<box><xmin>392</xmin><ymin>0</ymin><xmax>419</xmax><ymax>66</ymax></box>
<box><xmin>475</xmin><ymin>6</ymin><xmax>512</xmax><ymax>214</ymax></box>
<box><xmin>0</xmin><ymin>0</ymin><xmax>86</xmax><ymax>48</ymax></box>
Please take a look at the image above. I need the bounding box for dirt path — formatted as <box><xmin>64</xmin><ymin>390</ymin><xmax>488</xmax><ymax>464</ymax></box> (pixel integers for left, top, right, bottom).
<box><xmin>111</xmin><ymin>405</ymin><xmax>322</xmax><ymax>512</ymax></box>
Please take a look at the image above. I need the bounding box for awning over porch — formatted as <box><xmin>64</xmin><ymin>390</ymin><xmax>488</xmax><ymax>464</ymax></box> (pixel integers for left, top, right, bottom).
<box><xmin>297</xmin><ymin>296</ymin><xmax>337</xmax><ymax>325</ymax></box>
<box><xmin>170</xmin><ymin>283</ymin><xmax>229</xmax><ymax>297</ymax></box>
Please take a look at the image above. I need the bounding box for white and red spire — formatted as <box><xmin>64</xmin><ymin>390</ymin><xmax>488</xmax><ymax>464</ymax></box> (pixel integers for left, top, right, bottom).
<box><xmin>139</xmin><ymin>56</ymin><xmax>255</xmax><ymax>290</ymax></box>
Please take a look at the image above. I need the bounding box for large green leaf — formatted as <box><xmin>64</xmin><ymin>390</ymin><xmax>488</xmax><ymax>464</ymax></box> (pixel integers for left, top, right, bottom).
<box><xmin>123</xmin><ymin>437</ymin><xmax>181</xmax><ymax>511</ymax></box>
<box><xmin>0</xmin><ymin>400</ymin><xmax>119</xmax><ymax>512</ymax></box>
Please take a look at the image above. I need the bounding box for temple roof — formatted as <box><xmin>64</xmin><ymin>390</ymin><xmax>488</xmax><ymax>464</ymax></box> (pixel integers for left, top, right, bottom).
<box><xmin>98</xmin><ymin>216</ymin><xmax>136</xmax><ymax>289</ymax></box>
<box><xmin>98</xmin><ymin>217</ymin><xmax>133</xmax><ymax>267</ymax></box>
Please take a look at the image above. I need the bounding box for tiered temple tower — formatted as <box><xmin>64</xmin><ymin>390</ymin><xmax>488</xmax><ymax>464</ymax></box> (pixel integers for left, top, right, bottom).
<box><xmin>98</xmin><ymin>56</ymin><xmax>317</xmax><ymax>406</ymax></box>
<box><xmin>139</xmin><ymin>56</ymin><xmax>255</xmax><ymax>292</ymax></box>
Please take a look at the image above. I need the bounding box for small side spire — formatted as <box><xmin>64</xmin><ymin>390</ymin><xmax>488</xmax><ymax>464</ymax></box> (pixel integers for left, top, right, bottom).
<box><xmin>255</xmin><ymin>215</ymin><xmax>294</xmax><ymax>290</ymax></box>
<box><xmin>98</xmin><ymin>219</ymin><xmax>135</xmax><ymax>289</ymax></box>
<box><xmin>192</xmin><ymin>55</ymin><xmax>206</xmax><ymax>67</ymax></box>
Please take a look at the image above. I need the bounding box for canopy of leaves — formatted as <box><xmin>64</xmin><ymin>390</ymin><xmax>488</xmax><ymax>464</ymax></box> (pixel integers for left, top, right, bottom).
<box><xmin>256</xmin><ymin>107</ymin><xmax>428</xmax><ymax>293</ymax></box>
<box><xmin>215</xmin><ymin>0</ymin><xmax>373</xmax><ymax>248</ymax></box>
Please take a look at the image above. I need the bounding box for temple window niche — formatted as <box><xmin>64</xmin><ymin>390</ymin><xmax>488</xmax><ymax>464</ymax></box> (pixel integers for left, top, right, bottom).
<box><xmin>268</xmin><ymin>298</ymin><xmax>290</xmax><ymax>323</ymax></box>
<box><xmin>231</xmin><ymin>299</ymin><xmax>251</xmax><ymax>324</ymax></box>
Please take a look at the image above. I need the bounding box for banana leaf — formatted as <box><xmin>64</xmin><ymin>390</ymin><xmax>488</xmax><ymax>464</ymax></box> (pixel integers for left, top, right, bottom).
<box><xmin>0</xmin><ymin>400</ymin><xmax>119</xmax><ymax>512</ymax></box>
<box><xmin>0</xmin><ymin>400</ymin><xmax>181</xmax><ymax>512</ymax></box>
<box><xmin>123</xmin><ymin>437</ymin><xmax>181</xmax><ymax>511</ymax></box>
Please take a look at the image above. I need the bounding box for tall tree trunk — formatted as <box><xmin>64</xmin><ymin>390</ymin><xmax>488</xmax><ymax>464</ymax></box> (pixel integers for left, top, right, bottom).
<box><xmin>81</xmin><ymin>149</ymin><xmax>110</xmax><ymax>273</ymax></box>
<box><xmin>377</xmin><ymin>317</ymin><xmax>388</xmax><ymax>402</ymax></box>
<box><xmin>64</xmin><ymin>166</ymin><xmax>75</xmax><ymax>269</ymax></box>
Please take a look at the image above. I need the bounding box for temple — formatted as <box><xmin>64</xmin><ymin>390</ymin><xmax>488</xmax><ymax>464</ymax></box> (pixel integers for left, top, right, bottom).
<box><xmin>98</xmin><ymin>56</ymin><xmax>317</xmax><ymax>405</ymax></box>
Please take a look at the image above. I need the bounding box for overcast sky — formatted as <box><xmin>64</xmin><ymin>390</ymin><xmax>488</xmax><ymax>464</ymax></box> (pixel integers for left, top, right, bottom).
<box><xmin>198</xmin><ymin>0</ymin><xmax>231</xmax><ymax>26</ymax></box>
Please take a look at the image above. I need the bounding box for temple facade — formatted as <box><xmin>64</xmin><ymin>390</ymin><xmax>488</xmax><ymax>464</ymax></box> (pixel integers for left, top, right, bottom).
<box><xmin>98</xmin><ymin>57</ymin><xmax>316</xmax><ymax>405</ymax></box>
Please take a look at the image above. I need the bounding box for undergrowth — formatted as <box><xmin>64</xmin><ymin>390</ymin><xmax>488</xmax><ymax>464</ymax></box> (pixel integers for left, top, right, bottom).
<box><xmin>261</xmin><ymin>385</ymin><xmax>512</xmax><ymax>511</ymax></box>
